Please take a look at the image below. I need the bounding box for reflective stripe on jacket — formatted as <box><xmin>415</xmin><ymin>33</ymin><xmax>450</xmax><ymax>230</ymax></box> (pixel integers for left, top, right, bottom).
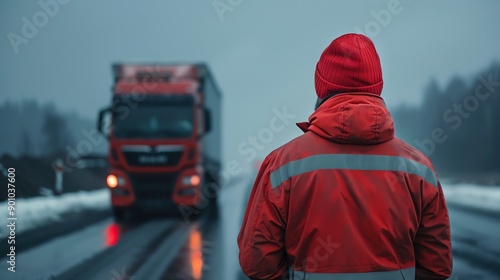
<box><xmin>290</xmin><ymin>266</ymin><xmax>415</xmax><ymax>280</ymax></box>
<box><xmin>238</xmin><ymin>93</ymin><xmax>452</xmax><ymax>280</ymax></box>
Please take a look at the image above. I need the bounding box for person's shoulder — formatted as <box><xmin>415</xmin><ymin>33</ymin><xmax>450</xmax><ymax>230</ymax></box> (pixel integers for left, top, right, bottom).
<box><xmin>392</xmin><ymin>137</ymin><xmax>434</xmax><ymax>168</ymax></box>
<box><xmin>263</xmin><ymin>132</ymin><xmax>311</xmax><ymax>167</ymax></box>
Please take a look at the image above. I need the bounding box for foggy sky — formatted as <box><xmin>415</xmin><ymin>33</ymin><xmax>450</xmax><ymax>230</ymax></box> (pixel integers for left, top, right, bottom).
<box><xmin>1</xmin><ymin>0</ymin><xmax>500</xmax><ymax>165</ymax></box>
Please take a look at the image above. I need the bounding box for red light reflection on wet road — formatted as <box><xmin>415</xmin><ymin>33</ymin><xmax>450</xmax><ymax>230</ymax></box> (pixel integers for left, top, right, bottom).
<box><xmin>189</xmin><ymin>228</ymin><xmax>203</xmax><ymax>280</ymax></box>
<box><xmin>105</xmin><ymin>223</ymin><xmax>121</xmax><ymax>247</ymax></box>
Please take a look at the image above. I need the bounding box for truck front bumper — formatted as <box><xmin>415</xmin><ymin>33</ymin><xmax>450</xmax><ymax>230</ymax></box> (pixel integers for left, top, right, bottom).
<box><xmin>111</xmin><ymin>171</ymin><xmax>202</xmax><ymax>212</ymax></box>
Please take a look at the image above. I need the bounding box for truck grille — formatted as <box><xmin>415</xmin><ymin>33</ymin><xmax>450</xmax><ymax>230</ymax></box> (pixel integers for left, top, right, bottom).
<box><xmin>128</xmin><ymin>173</ymin><xmax>178</xmax><ymax>200</ymax></box>
<box><xmin>122</xmin><ymin>146</ymin><xmax>184</xmax><ymax>167</ymax></box>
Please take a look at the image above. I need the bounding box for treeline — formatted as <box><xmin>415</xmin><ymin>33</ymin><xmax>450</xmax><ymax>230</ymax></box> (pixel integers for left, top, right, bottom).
<box><xmin>0</xmin><ymin>100</ymin><xmax>106</xmax><ymax>157</ymax></box>
<box><xmin>392</xmin><ymin>62</ymin><xmax>500</xmax><ymax>176</ymax></box>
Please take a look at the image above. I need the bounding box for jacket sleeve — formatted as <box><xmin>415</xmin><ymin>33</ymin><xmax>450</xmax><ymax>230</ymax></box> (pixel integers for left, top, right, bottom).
<box><xmin>237</xmin><ymin>156</ymin><xmax>288</xmax><ymax>280</ymax></box>
<box><xmin>414</xmin><ymin>180</ymin><xmax>453</xmax><ymax>280</ymax></box>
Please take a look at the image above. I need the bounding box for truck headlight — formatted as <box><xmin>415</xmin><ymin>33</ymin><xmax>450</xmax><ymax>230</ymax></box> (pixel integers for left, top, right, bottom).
<box><xmin>107</xmin><ymin>174</ymin><xmax>125</xmax><ymax>188</ymax></box>
<box><xmin>182</xmin><ymin>174</ymin><xmax>200</xmax><ymax>186</ymax></box>
<box><xmin>107</xmin><ymin>175</ymin><xmax>118</xmax><ymax>188</ymax></box>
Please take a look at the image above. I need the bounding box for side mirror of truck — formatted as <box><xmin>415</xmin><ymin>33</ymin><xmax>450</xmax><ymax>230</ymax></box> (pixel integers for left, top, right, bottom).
<box><xmin>204</xmin><ymin>108</ymin><xmax>212</xmax><ymax>134</ymax></box>
<box><xmin>97</xmin><ymin>107</ymin><xmax>112</xmax><ymax>139</ymax></box>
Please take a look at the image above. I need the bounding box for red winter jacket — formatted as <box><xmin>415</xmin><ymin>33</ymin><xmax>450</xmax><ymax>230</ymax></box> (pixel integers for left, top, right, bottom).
<box><xmin>238</xmin><ymin>93</ymin><xmax>452</xmax><ymax>280</ymax></box>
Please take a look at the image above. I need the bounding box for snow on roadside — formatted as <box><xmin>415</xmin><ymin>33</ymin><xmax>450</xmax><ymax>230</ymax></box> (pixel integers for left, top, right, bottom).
<box><xmin>0</xmin><ymin>189</ymin><xmax>110</xmax><ymax>239</ymax></box>
<box><xmin>442</xmin><ymin>183</ymin><xmax>500</xmax><ymax>212</ymax></box>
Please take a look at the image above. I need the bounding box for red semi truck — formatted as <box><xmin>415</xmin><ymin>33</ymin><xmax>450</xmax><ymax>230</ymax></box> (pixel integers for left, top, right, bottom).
<box><xmin>97</xmin><ymin>63</ymin><xmax>222</xmax><ymax>220</ymax></box>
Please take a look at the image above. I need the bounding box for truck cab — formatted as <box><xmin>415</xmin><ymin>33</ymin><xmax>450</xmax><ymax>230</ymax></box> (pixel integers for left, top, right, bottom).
<box><xmin>98</xmin><ymin>64</ymin><xmax>222</xmax><ymax>220</ymax></box>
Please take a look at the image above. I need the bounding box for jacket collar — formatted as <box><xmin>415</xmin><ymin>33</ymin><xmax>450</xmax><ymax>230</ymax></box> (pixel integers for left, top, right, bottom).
<box><xmin>297</xmin><ymin>93</ymin><xmax>395</xmax><ymax>144</ymax></box>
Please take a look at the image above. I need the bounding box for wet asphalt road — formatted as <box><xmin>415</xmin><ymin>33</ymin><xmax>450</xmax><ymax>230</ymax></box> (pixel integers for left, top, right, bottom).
<box><xmin>447</xmin><ymin>205</ymin><xmax>500</xmax><ymax>279</ymax></box>
<box><xmin>1</xmin><ymin>174</ymin><xmax>499</xmax><ymax>280</ymax></box>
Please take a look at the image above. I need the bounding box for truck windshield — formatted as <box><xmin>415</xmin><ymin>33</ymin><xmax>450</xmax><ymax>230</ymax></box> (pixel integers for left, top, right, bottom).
<box><xmin>113</xmin><ymin>104</ymin><xmax>193</xmax><ymax>139</ymax></box>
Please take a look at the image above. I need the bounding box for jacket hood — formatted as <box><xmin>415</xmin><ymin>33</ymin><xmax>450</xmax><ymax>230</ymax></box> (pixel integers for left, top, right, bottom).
<box><xmin>297</xmin><ymin>93</ymin><xmax>394</xmax><ymax>144</ymax></box>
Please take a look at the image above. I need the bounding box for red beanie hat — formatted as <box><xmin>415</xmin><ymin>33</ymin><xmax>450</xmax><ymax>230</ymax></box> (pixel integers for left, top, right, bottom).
<box><xmin>315</xmin><ymin>33</ymin><xmax>383</xmax><ymax>99</ymax></box>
